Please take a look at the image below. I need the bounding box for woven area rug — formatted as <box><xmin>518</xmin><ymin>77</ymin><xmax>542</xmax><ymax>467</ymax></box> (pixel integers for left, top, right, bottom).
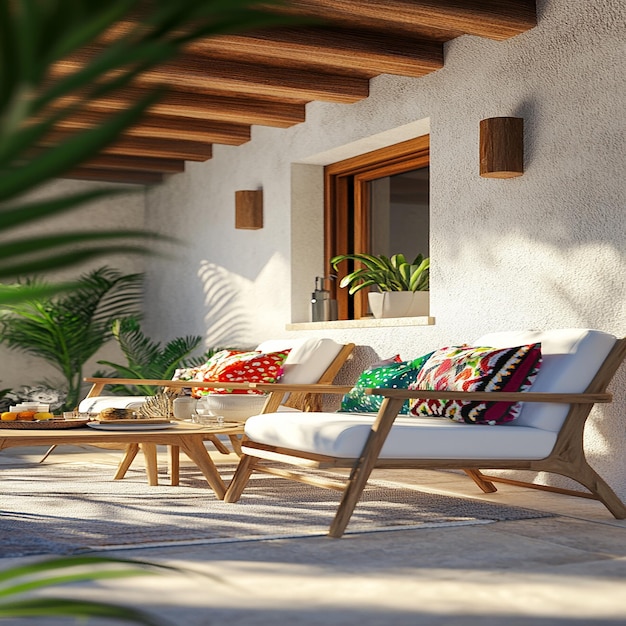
<box><xmin>0</xmin><ymin>460</ymin><xmax>552</xmax><ymax>557</ymax></box>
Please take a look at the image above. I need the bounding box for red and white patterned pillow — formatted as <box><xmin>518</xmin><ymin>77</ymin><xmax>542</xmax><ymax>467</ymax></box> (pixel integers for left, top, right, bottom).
<box><xmin>408</xmin><ymin>343</ymin><xmax>542</xmax><ymax>424</ymax></box>
<box><xmin>175</xmin><ymin>349</ymin><xmax>290</xmax><ymax>395</ymax></box>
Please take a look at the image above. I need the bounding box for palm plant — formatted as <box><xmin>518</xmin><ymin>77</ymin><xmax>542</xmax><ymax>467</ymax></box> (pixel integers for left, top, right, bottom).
<box><xmin>0</xmin><ymin>1</ymin><xmax>293</xmax><ymax>620</ymax></box>
<box><xmin>331</xmin><ymin>252</ymin><xmax>430</xmax><ymax>294</ymax></box>
<box><xmin>0</xmin><ymin>555</ymin><xmax>177</xmax><ymax>624</ymax></box>
<box><xmin>0</xmin><ymin>266</ymin><xmax>143</xmax><ymax>410</ymax></box>
<box><xmin>0</xmin><ymin>0</ymin><xmax>288</xmax><ymax>305</ymax></box>
<box><xmin>95</xmin><ymin>316</ymin><xmax>217</xmax><ymax>395</ymax></box>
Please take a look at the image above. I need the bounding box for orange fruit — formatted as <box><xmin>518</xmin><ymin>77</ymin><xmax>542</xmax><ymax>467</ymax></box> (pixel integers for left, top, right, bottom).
<box><xmin>34</xmin><ymin>411</ymin><xmax>55</xmax><ymax>421</ymax></box>
<box><xmin>1</xmin><ymin>412</ymin><xmax>18</xmax><ymax>421</ymax></box>
<box><xmin>17</xmin><ymin>411</ymin><xmax>36</xmax><ymax>421</ymax></box>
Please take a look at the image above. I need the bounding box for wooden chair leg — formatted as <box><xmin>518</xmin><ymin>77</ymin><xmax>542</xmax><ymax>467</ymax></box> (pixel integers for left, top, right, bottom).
<box><xmin>224</xmin><ymin>454</ymin><xmax>259</xmax><ymax>502</ymax></box>
<box><xmin>329</xmin><ymin>398</ymin><xmax>406</xmax><ymax>538</ymax></box>
<box><xmin>551</xmin><ymin>460</ymin><xmax>626</xmax><ymax>519</ymax></box>
<box><xmin>114</xmin><ymin>443</ymin><xmax>140</xmax><ymax>480</ymax></box>
<box><xmin>464</xmin><ymin>469</ymin><xmax>498</xmax><ymax>493</ymax></box>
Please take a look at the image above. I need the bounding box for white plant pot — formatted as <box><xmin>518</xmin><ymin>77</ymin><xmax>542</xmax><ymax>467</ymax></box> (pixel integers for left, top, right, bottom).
<box><xmin>368</xmin><ymin>291</ymin><xmax>430</xmax><ymax>318</ymax></box>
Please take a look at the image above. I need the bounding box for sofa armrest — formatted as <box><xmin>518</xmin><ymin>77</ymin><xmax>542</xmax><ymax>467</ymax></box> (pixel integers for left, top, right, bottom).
<box><xmin>83</xmin><ymin>378</ymin><xmax>354</xmax><ymax>399</ymax></box>
<box><xmin>367</xmin><ymin>388</ymin><xmax>612</xmax><ymax>404</ymax></box>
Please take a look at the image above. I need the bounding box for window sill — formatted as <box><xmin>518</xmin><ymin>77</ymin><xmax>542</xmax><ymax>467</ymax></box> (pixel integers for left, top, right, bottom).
<box><xmin>286</xmin><ymin>316</ymin><xmax>435</xmax><ymax>331</ymax></box>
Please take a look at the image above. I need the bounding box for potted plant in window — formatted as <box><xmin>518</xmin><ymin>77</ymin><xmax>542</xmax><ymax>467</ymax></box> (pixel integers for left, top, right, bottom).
<box><xmin>331</xmin><ymin>253</ymin><xmax>430</xmax><ymax>318</ymax></box>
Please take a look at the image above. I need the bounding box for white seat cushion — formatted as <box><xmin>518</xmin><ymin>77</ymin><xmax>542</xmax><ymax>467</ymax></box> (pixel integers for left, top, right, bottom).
<box><xmin>472</xmin><ymin>329</ymin><xmax>616</xmax><ymax>431</ymax></box>
<box><xmin>244</xmin><ymin>412</ymin><xmax>557</xmax><ymax>460</ymax></box>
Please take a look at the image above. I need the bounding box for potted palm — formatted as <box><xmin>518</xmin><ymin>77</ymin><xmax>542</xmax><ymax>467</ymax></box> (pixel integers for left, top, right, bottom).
<box><xmin>331</xmin><ymin>253</ymin><xmax>430</xmax><ymax>318</ymax></box>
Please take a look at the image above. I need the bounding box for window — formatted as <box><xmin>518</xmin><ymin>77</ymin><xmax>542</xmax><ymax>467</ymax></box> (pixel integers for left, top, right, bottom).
<box><xmin>324</xmin><ymin>135</ymin><xmax>430</xmax><ymax>319</ymax></box>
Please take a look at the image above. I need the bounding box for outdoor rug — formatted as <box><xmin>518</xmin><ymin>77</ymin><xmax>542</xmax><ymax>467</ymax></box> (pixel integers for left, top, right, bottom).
<box><xmin>0</xmin><ymin>460</ymin><xmax>553</xmax><ymax>557</ymax></box>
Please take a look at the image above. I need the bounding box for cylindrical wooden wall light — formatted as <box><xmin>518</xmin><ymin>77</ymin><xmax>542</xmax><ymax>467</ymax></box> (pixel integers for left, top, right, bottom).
<box><xmin>235</xmin><ymin>190</ymin><xmax>263</xmax><ymax>229</ymax></box>
<box><xmin>479</xmin><ymin>117</ymin><xmax>524</xmax><ymax>178</ymax></box>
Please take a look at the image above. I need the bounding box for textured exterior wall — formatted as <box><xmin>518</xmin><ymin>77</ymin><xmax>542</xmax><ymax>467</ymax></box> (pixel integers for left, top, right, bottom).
<box><xmin>143</xmin><ymin>0</ymin><xmax>623</xmax><ymax>497</ymax></box>
<box><xmin>0</xmin><ymin>178</ymin><xmax>146</xmax><ymax>396</ymax></box>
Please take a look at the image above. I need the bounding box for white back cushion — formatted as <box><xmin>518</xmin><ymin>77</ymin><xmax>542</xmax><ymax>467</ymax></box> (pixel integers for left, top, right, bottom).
<box><xmin>78</xmin><ymin>396</ymin><xmax>148</xmax><ymax>414</ymax></box>
<box><xmin>256</xmin><ymin>338</ymin><xmax>344</xmax><ymax>385</ymax></box>
<box><xmin>78</xmin><ymin>338</ymin><xmax>345</xmax><ymax>412</ymax></box>
<box><xmin>472</xmin><ymin>329</ymin><xmax>616</xmax><ymax>432</ymax></box>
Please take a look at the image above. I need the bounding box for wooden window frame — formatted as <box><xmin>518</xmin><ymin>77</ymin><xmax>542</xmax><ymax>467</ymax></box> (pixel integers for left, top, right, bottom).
<box><xmin>324</xmin><ymin>135</ymin><xmax>430</xmax><ymax>319</ymax></box>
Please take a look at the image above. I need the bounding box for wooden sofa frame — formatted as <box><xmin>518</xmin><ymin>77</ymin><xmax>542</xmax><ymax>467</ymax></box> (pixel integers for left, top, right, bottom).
<box><xmin>224</xmin><ymin>337</ymin><xmax>626</xmax><ymax>538</ymax></box>
<box><xmin>81</xmin><ymin>342</ymin><xmax>355</xmax><ymax>483</ymax></box>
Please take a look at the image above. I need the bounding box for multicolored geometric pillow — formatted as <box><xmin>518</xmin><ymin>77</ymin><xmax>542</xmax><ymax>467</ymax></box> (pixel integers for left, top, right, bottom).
<box><xmin>340</xmin><ymin>352</ymin><xmax>433</xmax><ymax>414</ymax></box>
<box><xmin>408</xmin><ymin>343</ymin><xmax>542</xmax><ymax>424</ymax></box>
<box><xmin>174</xmin><ymin>349</ymin><xmax>290</xmax><ymax>396</ymax></box>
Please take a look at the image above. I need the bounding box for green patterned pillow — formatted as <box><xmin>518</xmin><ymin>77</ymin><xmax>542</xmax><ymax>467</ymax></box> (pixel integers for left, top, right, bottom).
<box><xmin>339</xmin><ymin>352</ymin><xmax>432</xmax><ymax>414</ymax></box>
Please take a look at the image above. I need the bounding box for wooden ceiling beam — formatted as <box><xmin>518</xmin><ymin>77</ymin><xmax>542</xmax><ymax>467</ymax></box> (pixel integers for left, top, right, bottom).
<box><xmin>270</xmin><ymin>0</ymin><xmax>537</xmax><ymax>41</ymax></box>
<box><xmin>41</xmin><ymin>131</ymin><xmax>213</xmax><ymax>162</ymax></box>
<box><xmin>188</xmin><ymin>27</ymin><xmax>444</xmax><ymax>78</ymax></box>
<box><xmin>52</xmin><ymin>110</ymin><xmax>251</xmax><ymax>145</ymax></box>
<box><xmin>42</xmin><ymin>1</ymin><xmax>536</xmax><ymax>185</ymax></box>
<box><xmin>55</xmin><ymin>54</ymin><xmax>371</xmax><ymax>103</ymax></box>
<box><xmin>82</xmin><ymin>154</ymin><xmax>185</xmax><ymax>174</ymax></box>
<box><xmin>55</xmin><ymin>88</ymin><xmax>307</xmax><ymax>128</ymax></box>
<box><xmin>63</xmin><ymin>167</ymin><xmax>164</xmax><ymax>186</ymax></box>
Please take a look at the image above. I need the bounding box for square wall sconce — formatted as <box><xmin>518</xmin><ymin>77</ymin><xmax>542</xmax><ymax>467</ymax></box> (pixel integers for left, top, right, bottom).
<box><xmin>479</xmin><ymin>117</ymin><xmax>524</xmax><ymax>178</ymax></box>
<box><xmin>235</xmin><ymin>189</ymin><xmax>263</xmax><ymax>229</ymax></box>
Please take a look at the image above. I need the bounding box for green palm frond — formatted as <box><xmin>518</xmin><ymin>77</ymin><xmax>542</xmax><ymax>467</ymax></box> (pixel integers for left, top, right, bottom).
<box><xmin>0</xmin><ymin>555</ymin><xmax>191</xmax><ymax>624</ymax></box>
<box><xmin>96</xmin><ymin>317</ymin><xmax>203</xmax><ymax>395</ymax></box>
<box><xmin>0</xmin><ymin>266</ymin><xmax>143</xmax><ymax>409</ymax></box>
<box><xmin>0</xmin><ymin>0</ymin><xmax>292</xmax><ymax>301</ymax></box>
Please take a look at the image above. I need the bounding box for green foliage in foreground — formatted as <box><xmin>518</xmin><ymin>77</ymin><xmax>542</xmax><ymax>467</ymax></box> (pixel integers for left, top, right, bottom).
<box><xmin>0</xmin><ymin>0</ymin><xmax>288</xmax><ymax>304</ymax></box>
<box><xmin>0</xmin><ymin>555</ymin><xmax>176</xmax><ymax>624</ymax></box>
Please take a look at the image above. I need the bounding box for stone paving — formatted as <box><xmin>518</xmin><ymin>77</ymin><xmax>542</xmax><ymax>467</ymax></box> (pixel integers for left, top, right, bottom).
<box><xmin>1</xmin><ymin>445</ymin><xmax>625</xmax><ymax>625</ymax></box>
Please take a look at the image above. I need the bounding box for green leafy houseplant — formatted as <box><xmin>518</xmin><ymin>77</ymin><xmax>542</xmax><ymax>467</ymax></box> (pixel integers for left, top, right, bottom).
<box><xmin>331</xmin><ymin>253</ymin><xmax>430</xmax><ymax>294</ymax></box>
<box><xmin>0</xmin><ymin>266</ymin><xmax>143</xmax><ymax>411</ymax></box>
<box><xmin>95</xmin><ymin>316</ymin><xmax>218</xmax><ymax>395</ymax></box>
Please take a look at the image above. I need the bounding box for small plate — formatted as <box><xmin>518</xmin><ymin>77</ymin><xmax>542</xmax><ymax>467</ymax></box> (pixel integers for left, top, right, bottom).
<box><xmin>87</xmin><ymin>421</ymin><xmax>176</xmax><ymax>431</ymax></box>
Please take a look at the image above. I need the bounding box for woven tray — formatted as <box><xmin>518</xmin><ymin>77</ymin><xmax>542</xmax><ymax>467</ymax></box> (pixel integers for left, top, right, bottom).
<box><xmin>0</xmin><ymin>419</ymin><xmax>90</xmax><ymax>430</ymax></box>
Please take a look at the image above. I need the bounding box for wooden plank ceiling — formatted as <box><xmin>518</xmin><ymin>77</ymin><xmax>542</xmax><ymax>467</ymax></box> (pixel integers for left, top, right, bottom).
<box><xmin>56</xmin><ymin>0</ymin><xmax>537</xmax><ymax>185</ymax></box>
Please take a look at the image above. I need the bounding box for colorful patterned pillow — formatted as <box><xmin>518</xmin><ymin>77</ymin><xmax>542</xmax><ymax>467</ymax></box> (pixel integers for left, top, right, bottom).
<box><xmin>408</xmin><ymin>343</ymin><xmax>542</xmax><ymax>424</ymax></box>
<box><xmin>340</xmin><ymin>352</ymin><xmax>433</xmax><ymax>415</ymax></box>
<box><xmin>174</xmin><ymin>349</ymin><xmax>290</xmax><ymax>396</ymax></box>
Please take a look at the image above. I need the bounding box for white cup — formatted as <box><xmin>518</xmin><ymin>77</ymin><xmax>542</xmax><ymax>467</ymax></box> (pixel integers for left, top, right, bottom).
<box><xmin>173</xmin><ymin>396</ymin><xmax>197</xmax><ymax>420</ymax></box>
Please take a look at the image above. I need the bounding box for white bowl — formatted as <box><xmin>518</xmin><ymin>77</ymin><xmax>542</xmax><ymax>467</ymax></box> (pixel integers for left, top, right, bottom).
<box><xmin>201</xmin><ymin>394</ymin><xmax>268</xmax><ymax>421</ymax></box>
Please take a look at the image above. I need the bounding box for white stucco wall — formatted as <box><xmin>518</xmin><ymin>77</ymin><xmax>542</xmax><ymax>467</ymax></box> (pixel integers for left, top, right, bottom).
<box><xmin>0</xmin><ymin>178</ymin><xmax>146</xmax><ymax>396</ymax></box>
<box><xmin>132</xmin><ymin>0</ymin><xmax>625</xmax><ymax>497</ymax></box>
<box><xmin>4</xmin><ymin>3</ymin><xmax>621</xmax><ymax>500</ymax></box>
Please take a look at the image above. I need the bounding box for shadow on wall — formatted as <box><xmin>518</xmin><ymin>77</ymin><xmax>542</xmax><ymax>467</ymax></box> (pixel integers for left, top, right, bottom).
<box><xmin>198</xmin><ymin>261</ymin><xmax>251</xmax><ymax>349</ymax></box>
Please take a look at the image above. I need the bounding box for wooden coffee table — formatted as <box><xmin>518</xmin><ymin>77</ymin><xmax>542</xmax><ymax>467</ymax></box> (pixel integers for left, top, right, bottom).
<box><xmin>0</xmin><ymin>421</ymin><xmax>244</xmax><ymax>500</ymax></box>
